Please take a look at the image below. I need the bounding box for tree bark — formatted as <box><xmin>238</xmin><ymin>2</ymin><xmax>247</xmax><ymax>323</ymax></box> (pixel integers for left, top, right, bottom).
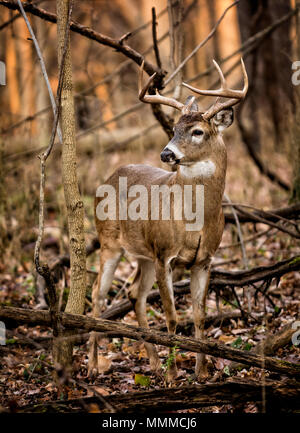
<box><xmin>55</xmin><ymin>0</ymin><xmax>87</xmax><ymax>369</ymax></box>
<box><xmin>1</xmin><ymin>306</ymin><xmax>299</xmax><ymax>378</ymax></box>
<box><xmin>0</xmin><ymin>137</ymin><xmax>7</xmax><ymax>262</ymax></box>
<box><xmin>291</xmin><ymin>1</ymin><xmax>300</xmax><ymax>202</ymax></box>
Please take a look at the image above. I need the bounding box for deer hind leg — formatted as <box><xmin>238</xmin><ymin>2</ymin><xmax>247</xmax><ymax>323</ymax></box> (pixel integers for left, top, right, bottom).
<box><xmin>190</xmin><ymin>260</ymin><xmax>211</xmax><ymax>379</ymax></box>
<box><xmin>155</xmin><ymin>260</ymin><xmax>177</xmax><ymax>382</ymax></box>
<box><xmin>88</xmin><ymin>249</ymin><xmax>122</xmax><ymax>377</ymax></box>
<box><xmin>128</xmin><ymin>259</ymin><xmax>161</xmax><ymax>373</ymax></box>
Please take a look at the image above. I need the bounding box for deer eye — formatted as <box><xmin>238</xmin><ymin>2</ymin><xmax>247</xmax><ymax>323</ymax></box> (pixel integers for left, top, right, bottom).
<box><xmin>192</xmin><ymin>129</ymin><xmax>204</xmax><ymax>136</ymax></box>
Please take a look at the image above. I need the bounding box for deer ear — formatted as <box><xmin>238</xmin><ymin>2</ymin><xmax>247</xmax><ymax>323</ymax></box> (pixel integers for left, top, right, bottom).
<box><xmin>184</xmin><ymin>95</ymin><xmax>198</xmax><ymax>112</ymax></box>
<box><xmin>212</xmin><ymin>108</ymin><xmax>234</xmax><ymax>132</ymax></box>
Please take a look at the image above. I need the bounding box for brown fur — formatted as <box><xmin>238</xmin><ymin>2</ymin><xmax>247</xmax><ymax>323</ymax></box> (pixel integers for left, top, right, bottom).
<box><xmin>88</xmin><ymin>112</ymin><xmax>230</xmax><ymax>380</ymax></box>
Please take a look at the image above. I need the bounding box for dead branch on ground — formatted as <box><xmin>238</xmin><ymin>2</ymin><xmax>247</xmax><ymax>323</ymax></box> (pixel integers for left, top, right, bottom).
<box><xmin>0</xmin><ymin>306</ymin><xmax>299</xmax><ymax>377</ymax></box>
<box><xmin>18</xmin><ymin>377</ymin><xmax>300</xmax><ymax>413</ymax></box>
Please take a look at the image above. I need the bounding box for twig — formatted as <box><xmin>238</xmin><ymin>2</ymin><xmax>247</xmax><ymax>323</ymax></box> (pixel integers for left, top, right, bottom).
<box><xmin>70</xmin><ymin>379</ymin><xmax>116</xmax><ymax>413</ymax></box>
<box><xmin>223</xmin><ymin>193</ymin><xmax>250</xmax><ymax>312</ymax></box>
<box><xmin>232</xmin><ymin>206</ymin><xmax>300</xmax><ymax>239</ymax></box>
<box><xmin>223</xmin><ymin>203</ymin><xmax>299</xmax><ymax>228</ymax></box>
<box><xmin>224</xmin><ymin>194</ymin><xmax>248</xmax><ymax>269</ymax></box>
<box><xmin>224</xmin><ymin>203</ymin><xmax>300</xmax><ymax>224</ymax></box>
<box><xmin>151</xmin><ymin>7</ymin><xmax>161</xmax><ymax>69</ymax></box>
<box><xmin>149</xmin><ymin>5</ymin><xmax>174</xmax><ymax>138</ymax></box>
<box><xmin>186</xmin><ymin>7</ymin><xmax>297</xmax><ymax>86</ymax></box>
<box><xmin>0</xmin><ymin>0</ymin><xmax>45</xmax><ymax>32</ymax></box>
<box><xmin>0</xmin><ymin>11</ymin><xmax>20</xmax><ymax>31</ymax></box>
<box><xmin>105</xmin><ymin>122</ymin><xmax>159</xmax><ymax>154</ymax></box>
<box><xmin>219</xmin><ymin>228</ymin><xmax>273</xmax><ymax>250</ymax></box>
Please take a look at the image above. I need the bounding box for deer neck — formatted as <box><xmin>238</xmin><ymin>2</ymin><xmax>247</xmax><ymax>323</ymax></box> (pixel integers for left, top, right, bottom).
<box><xmin>176</xmin><ymin>139</ymin><xmax>226</xmax><ymax>184</ymax></box>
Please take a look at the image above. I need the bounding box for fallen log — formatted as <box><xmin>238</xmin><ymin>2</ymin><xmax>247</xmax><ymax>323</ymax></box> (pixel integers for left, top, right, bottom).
<box><xmin>4</xmin><ymin>311</ymin><xmax>244</xmax><ymax>347</ymax></box>
<box><xmin>19</xmin><ymin>377</ymin><xmax>300</xmax><ymax>413</ymax></box>
<box><xmin>0</xmin><ymin>306</ymin><xmax>299</xmax><ymax>377</ymax></box>
<box><xmin>253</xmin><ymin>321</ymin><xmax>299</xmax><ymax>356</ymax></box>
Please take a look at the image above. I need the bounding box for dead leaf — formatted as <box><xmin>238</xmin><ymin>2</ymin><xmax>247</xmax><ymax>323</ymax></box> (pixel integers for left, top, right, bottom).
<box><xmin>218</xmin><ymin>335</ymin><xmax>236</xmax><ymax>344</ymax></box>
<box><xmin>215</xmin><ymin>358</ymin><xmax>225</xmax><ymax>370</ymax></box>
<box><xmin>97</xmin><ymin>355</ymin><xmax>112</xmax><ymax>374</ymax></box>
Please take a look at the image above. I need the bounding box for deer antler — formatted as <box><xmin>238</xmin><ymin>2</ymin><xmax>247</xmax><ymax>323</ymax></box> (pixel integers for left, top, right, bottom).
<box><xmin>138</xmin><ymin>61</ymin><xmax>185</xmax><ymax>112</ymax></box>
<box><xmin>182</xmin><ymin>59</ymin><xmax>248</xmax><ymax>120</ymax></box>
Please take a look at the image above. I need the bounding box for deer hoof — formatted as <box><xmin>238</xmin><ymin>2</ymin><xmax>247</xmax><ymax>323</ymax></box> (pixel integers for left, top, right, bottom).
<box><xmin>87</xmin><ymin>366</ymin><xmax>98</xmax><ymax>378</ymax></box>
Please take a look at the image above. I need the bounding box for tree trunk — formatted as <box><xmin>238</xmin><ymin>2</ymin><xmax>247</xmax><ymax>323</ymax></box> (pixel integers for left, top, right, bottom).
<box><xmin>55</xmin><ymin>0</ymin><xmax>87</xmax><ymax>370</ymax></box>
<box><xmin>237</xmin><ymin>0</ymin><xmax>293</xmax><ymax>152</ymax></box>
<box><xmin>207</xmin><ymin>0</ymin><xmax>220</xmax><ymax>61</ymax></box>
<box><xmin>0</xmin><ymin>137</ymin><xmax>7</xmax><ymax>263</ymax></box>
<box><xmin>291</xmin><ymin>2</ymin><xmax>300</xmax><ymax>202</ymax></box>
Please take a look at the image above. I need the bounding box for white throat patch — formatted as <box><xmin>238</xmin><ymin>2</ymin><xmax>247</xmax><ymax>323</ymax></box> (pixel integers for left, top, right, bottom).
<box><xmin>180</xmin><ymin>160</ymin><xmax>216</xmax><ymax>179</ymax></box>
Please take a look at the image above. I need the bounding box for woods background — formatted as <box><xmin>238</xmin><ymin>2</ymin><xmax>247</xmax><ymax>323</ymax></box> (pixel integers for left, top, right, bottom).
<box><xmin>0</xmin><ymin>0</ymin><xmax>299</xmax><ymax>414</ymax></box>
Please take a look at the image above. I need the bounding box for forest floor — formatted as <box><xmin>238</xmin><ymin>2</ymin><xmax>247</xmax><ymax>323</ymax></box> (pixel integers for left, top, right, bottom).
<box><xmin>0</xmin><ymin>128</ymin><xmax>299</xmax><ymax>413</ymax></box>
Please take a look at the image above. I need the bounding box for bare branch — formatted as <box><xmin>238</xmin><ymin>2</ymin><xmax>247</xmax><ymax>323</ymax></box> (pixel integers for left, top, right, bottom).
<box><xmin>226</xmin><ymin>205</ymin><xmax>300</xmax><ymax>239</ymax></box>
<box><xmin>164</xmin><ymin>0</ymin><xmax>239</xmax><ymax>86</ymax></box>
<box><xmin>0</xmin><ymin>0</ymin><xmax>163</xmax><ymax>78</ymax></box>
<box><xmin>0</xmin><ymin>0</ymin><xmax>45</xmax><ymax>32</ymax></box>
<box><xmin>223</xmin><ymin>194</ymin><xmax>249</xmax><ymax>270</ymax></box>
<box><xmin>151</xmin><ymin>7</ymin><xmax>161</xmax><ymax>69</ymax></box>
<box><xmin>186</xmin><ymin>7</ymin><xmax>297</xmax><ymax>86</ymax></box>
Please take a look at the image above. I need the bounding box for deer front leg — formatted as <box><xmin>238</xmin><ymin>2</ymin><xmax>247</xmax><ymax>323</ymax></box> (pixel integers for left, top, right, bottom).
<box><xmin>128</xmin><ymin>260</ymin><xmax>161</xmax><ymax>374</ymax></box>
<box><xmin>155</xmin><ymin>260</ymin><xmax>177</xmax><ymax>382</ymax></box>
<box><xmin>190</xmin><ymin>260</ymin><xmax>211</xmax><ymax>379</ymax></box>
<box><xmin>88</xmin><ymin>249</ymin><xmax>122</xmax><ymax>377</ymax></box>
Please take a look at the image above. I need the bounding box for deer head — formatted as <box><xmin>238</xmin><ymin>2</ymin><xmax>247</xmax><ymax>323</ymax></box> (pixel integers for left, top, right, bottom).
<box><xmin>139</xmin><ymin>60</ymin><xmax>248</xmax><ymax>169</ymax></box>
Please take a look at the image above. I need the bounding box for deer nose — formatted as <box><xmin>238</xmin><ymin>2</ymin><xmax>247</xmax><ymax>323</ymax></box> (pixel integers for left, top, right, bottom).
<box><xmin>160</xmin><ymin>148</ymin><xmax>176</xmax><ymax>162</ymax></box>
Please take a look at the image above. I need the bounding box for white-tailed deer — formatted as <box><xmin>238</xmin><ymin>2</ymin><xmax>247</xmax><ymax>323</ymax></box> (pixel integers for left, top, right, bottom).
<box><xmin>88</xmin><ymin>59</ymin><xmax>248</xmax><ymax>381</ymax></box>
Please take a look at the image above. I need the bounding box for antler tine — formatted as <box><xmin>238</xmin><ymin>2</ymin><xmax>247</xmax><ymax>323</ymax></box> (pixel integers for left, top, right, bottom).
<box><xmin>182</xmin><ymin>58</ymin><xmax>248</xmax><ymax>100</ymax></box>
<box><xmin>240</xmin><ymin>58</ymin><xmax>249</xmax><ymax>96</ymax></box>
<box><xmin>138</xmin><ymin>60</ymin><xmax>157</xmax><ymax>101</ymax></box>
<box><xmin>213</xmin><ymin>59</ymin><xmax>226</xmax><ymax>88</ymax></box>
<box><xmin>182</xmin><ymin>96</ymin><xmax>196</xmax><ymax>115</ymax></box>
<box><xmin>138</xmin><ymin>60</ymin><xmax>185</xmax><ymax>112</ymax></box>
<box><xmin>182</xmin><ymin>58</ymin><xmax>248</xmax><ymax>120</ymax></box>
